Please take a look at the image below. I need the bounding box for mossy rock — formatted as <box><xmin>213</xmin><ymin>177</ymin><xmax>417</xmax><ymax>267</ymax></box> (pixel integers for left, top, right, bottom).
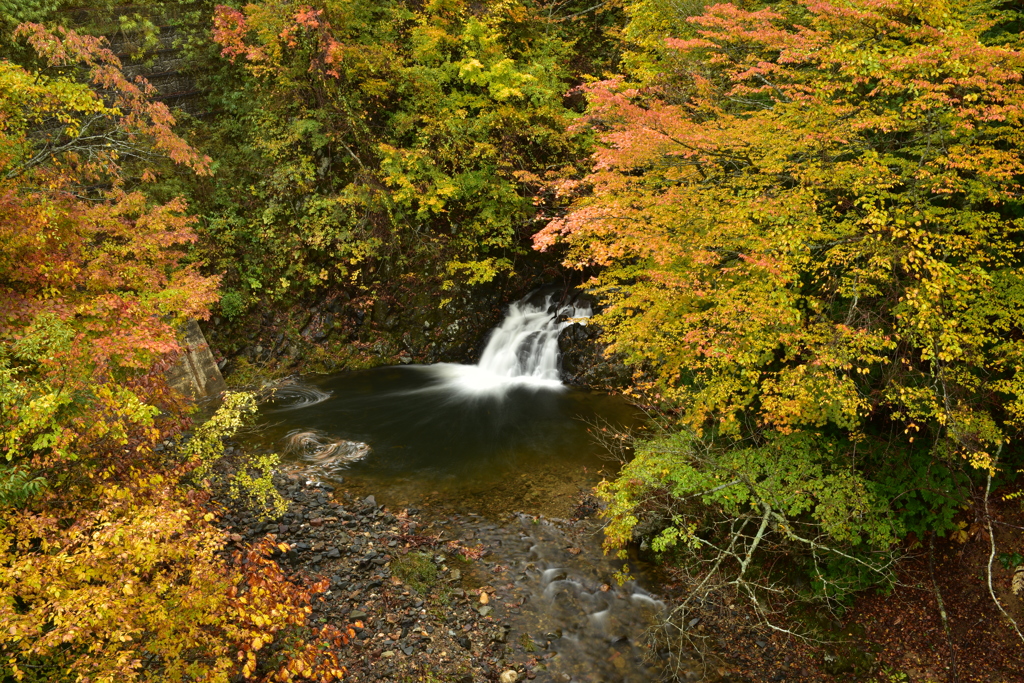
<box><xmin>392</xmin><ymin>551</ymin><xmax>440</xmax><ymax>595</ymax></box>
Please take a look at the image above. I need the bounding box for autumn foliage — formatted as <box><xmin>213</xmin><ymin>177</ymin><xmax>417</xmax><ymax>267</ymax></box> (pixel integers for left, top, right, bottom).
<box><xmin>198</xmin><ymin>0</ymin><xmax>589</xmax><ymax>304</ymax></box>
<box><xmin>1</xmin><ymin>23</ymin><xmax>217</xmax><ymax>472</ymax></box>
<box><xmin>539</xmin><ymin>0</ymin><xmax>1024</xmax><ymax>600</ymax></box>
<box><xmin>7</xmin><ymin>0</ymin><xmax>1024</xmax><ymax>671</ymax></box>
<box><xmin>1</xmin><ymin>23</ymin><xmax>344</xmax><ymax>682</ymax></box>
<box><xmin>1</xmin><ymin>474</ymin><xmax>347</xmax><ymax>683</ymax></box>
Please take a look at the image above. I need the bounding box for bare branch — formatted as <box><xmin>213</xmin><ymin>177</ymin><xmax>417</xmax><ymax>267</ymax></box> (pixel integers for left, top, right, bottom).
<box><xmin>984</xmin><ymin>469</ymin><xmax>1024</xmax><ymax>644</ymax></box>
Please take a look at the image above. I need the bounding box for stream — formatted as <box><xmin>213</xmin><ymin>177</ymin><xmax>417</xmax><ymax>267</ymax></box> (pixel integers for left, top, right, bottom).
<box><xmin>249</xmin><ymin>291</ymin><xmax>687</xmax><ymax>681</ymax></box>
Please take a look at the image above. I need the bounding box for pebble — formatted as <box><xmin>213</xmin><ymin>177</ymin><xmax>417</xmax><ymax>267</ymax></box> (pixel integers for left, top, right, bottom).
<box><xmin>215</xmin><ymin>472</ymin><xmax>519</xmax><ymax>682</ymax></box>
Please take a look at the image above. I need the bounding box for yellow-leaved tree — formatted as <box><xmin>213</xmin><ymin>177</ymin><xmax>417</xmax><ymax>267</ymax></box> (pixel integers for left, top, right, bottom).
<box><xmin>538</xmin><ymin>0</ymin><xmax>1024</xmax><ymax>616</ymax></box>
<box><xmin>0</xmin><ymin>24</ymin><xmax>346</xmax><ymax>682</ymax></box>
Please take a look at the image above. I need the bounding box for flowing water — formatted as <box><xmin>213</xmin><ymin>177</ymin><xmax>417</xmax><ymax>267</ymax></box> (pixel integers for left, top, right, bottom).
<box><xmin>476</xmin><ymin>514</ymin><xmax>675</xmax><ymax>682</ymax></box>
<box><xmin>257</xmin><ymin>291</ymin><xmax>636</xmax><ymax>513</ymax></box>
<box><xmin>251</xmin><ymin>291</ymin><xmax>677</xmax><ymax>681</ymax></box>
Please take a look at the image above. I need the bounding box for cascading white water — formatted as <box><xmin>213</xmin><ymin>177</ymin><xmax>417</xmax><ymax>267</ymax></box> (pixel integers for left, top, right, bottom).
<box><xmin>478</xmin><ymin>293</ymin><xmax>591</xmax><ymax>380</ymax></box>
<box><xmin>425</xmin><ymin>291</ymin><xmax>591</xmax><ymax>393</ymax></box>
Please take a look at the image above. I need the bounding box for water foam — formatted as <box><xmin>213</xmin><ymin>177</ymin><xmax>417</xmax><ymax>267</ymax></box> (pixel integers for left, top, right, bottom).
<box><xmin>270</xmin><ymin>382</ymin><xmax>332</xmax><ymax>409</ymax></box>
<box><xmin>282</xmin><ymin>429</ymin><xmax>370</xmax><ymax>474</ymax></box>
<box><xmin>427</xmin><ymin>291</ymin><xmax>591</xmax><ymax>394</ymax></box>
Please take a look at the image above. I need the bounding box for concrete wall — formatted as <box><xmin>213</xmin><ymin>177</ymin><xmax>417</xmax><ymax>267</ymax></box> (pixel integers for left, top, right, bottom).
<box><xmin>166</xmin><ymin>320</ymin><xmax>227</xmax><ymax>399</ymax></box>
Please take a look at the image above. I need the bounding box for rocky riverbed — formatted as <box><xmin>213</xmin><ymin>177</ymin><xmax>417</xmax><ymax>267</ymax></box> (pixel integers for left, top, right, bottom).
<box><xmin>215</xmin><ymin>468</ymin><xmax>847</xmax><ymax>683</ymax></box>
<box><xmin>222</xmin><ymin>476</ymin><xmax>488</xmax><ymax>681</ymax></box>
<box><xmin>215</xmin><ymin>471</ymin><xmax>672</xmax><ymax>682</ymax></box>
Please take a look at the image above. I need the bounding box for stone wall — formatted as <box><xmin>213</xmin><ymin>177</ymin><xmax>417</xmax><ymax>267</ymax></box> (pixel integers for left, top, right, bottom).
<box><xmin>65</xmin><ymin>6</ymin><xmax>208</xmax><ymax>116</ymax></box>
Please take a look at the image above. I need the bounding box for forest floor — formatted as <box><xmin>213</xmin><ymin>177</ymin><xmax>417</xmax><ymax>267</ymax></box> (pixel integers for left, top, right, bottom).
<box><xmin>843</xmin><ymin>485</ymin><xmax>1024</xmax><ymax>683</ymax></box>
<box><xmin>653</xmin><ymin>486</ymin><xmax>1024</xmax><ymax>683</ymax></box>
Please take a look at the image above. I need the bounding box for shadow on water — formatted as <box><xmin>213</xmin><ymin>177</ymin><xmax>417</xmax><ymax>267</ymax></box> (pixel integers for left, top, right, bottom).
<box><xmin>256</xmin><ymin>290</ymin><xmax>640</xmax><ymax>509</ymax></box>
<box><xmin>250</xmin><ymin>369</ymin><xmax>671</xmax><ymax>682</ymax></box>
<box><xmin>257</xmin><ymin>365</ymin><xmax>644</xmax><ymax>515</ymax></box>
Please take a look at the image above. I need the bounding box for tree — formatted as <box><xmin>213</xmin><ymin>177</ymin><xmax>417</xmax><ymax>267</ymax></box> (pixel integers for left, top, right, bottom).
<box><xmin>199</xmin><ymin>0</ymin><xmax>590</xmax><ymax>309</ymax></box>
<box><xmin>0</xmin><ymin>471</ymin><xmax>347</xmax><ymax>683</ymax></box>
<box><xmin>538</xmin><ymin>0</ymin><xmax>1024</xmax><ymax>610</ymax></box>
<box><xmin>1</xmin><ymin>22</ymin><xmax>216</xmax><ymax>481</ymax></box>
<box><xmin>0</xmin><ymin>25</ymin><xmax>347</xmax><ymax>681</ymax></box>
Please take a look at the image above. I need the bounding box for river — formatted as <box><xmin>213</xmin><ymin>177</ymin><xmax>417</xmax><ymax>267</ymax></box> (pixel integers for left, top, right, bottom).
<box><xmin>246</xmin><ymin>291</ymin><xmax>693</xmax><ymax>682</ymax></box>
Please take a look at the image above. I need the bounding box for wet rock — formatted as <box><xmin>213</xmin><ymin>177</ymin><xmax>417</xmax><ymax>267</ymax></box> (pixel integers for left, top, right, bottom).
<box><xmin>822</xmin><ymin>643</ymin><xmax>875</xmax><ymax>676</ymax></box>
<box><xmin>211</xmin><ymin>464</ymin><xmax>729</xmax><ymax>683</ymax></box>
<box><xmin>500</xmin><ymin>670</ymin><xmax>519</xmax><ymax>683</ymax></box>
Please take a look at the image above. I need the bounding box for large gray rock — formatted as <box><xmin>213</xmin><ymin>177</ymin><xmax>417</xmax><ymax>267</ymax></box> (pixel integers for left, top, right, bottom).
<box><xmin>166</xmin><ymin>320</ymin><xmax>227</xmax><ymax>399</ymax></box>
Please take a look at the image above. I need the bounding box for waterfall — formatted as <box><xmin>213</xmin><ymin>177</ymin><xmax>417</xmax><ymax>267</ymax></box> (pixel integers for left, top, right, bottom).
<box><xmin>426</xmin><ymin>291</ymin><xmax>591</xmax><ymax>393</ymax></box>
<box><xmin>478</xmin><ymin>293</ymin><xmax>592</xmax><ymax>380</ymax></box>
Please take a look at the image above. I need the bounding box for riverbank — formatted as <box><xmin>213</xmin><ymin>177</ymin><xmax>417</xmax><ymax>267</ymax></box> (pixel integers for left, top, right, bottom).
<box><xmin>219</xmin><ymin>470</ymin><xmax>565</xmax><ymax>682</ymax></box>
<box><xmin>213</xmin><ymin>468</ymin><xmax>844</xmax><ymax>682</ymax></box>
<box><xmin>212</xmin><ymin>462</ymin><xmax>1024</xmax><ymax>683</ymax></box>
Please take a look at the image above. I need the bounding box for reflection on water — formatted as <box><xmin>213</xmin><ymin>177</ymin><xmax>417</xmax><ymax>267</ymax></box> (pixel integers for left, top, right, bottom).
<box><xmin>247</xmin><ymin>290</ymin><xmax>676</xmax><ymax>682</ymax></box>
<box><xmin>255</xmin><ymin>290</ymin><xmax>639</xmax><ymax>508</ymax></box>
<box><xmin>257</xmin><ymin>365</ymin><xmax>643</xmax><ymax>511</ymax></box>
<box><xmin>251</xmin><ymin>366</ymin><xmax>666</xmax><ymax>682</ymax></box>
<box><xmin>266</xmin><ymin>380</ymin><xmax>332</xmax><ymax>409</ymax></box>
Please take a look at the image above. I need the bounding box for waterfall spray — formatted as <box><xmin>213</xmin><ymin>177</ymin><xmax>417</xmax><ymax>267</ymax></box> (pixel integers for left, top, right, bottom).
<box><xmin>426</xmin><ymin>291</ymin><xmax>591</xmax><ymax>393</ymax></box>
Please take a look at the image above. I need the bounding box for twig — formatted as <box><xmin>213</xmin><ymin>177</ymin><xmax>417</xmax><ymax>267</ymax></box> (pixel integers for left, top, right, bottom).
<box><xmin>984</xmin><ymin>470</ymin><xmax>1024</xmax><ymax>643</ymax></box>
<box><xmin>928</xmin><ymin>533</ymin><xmax>959</xmax><ymax>683</ymax></box>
